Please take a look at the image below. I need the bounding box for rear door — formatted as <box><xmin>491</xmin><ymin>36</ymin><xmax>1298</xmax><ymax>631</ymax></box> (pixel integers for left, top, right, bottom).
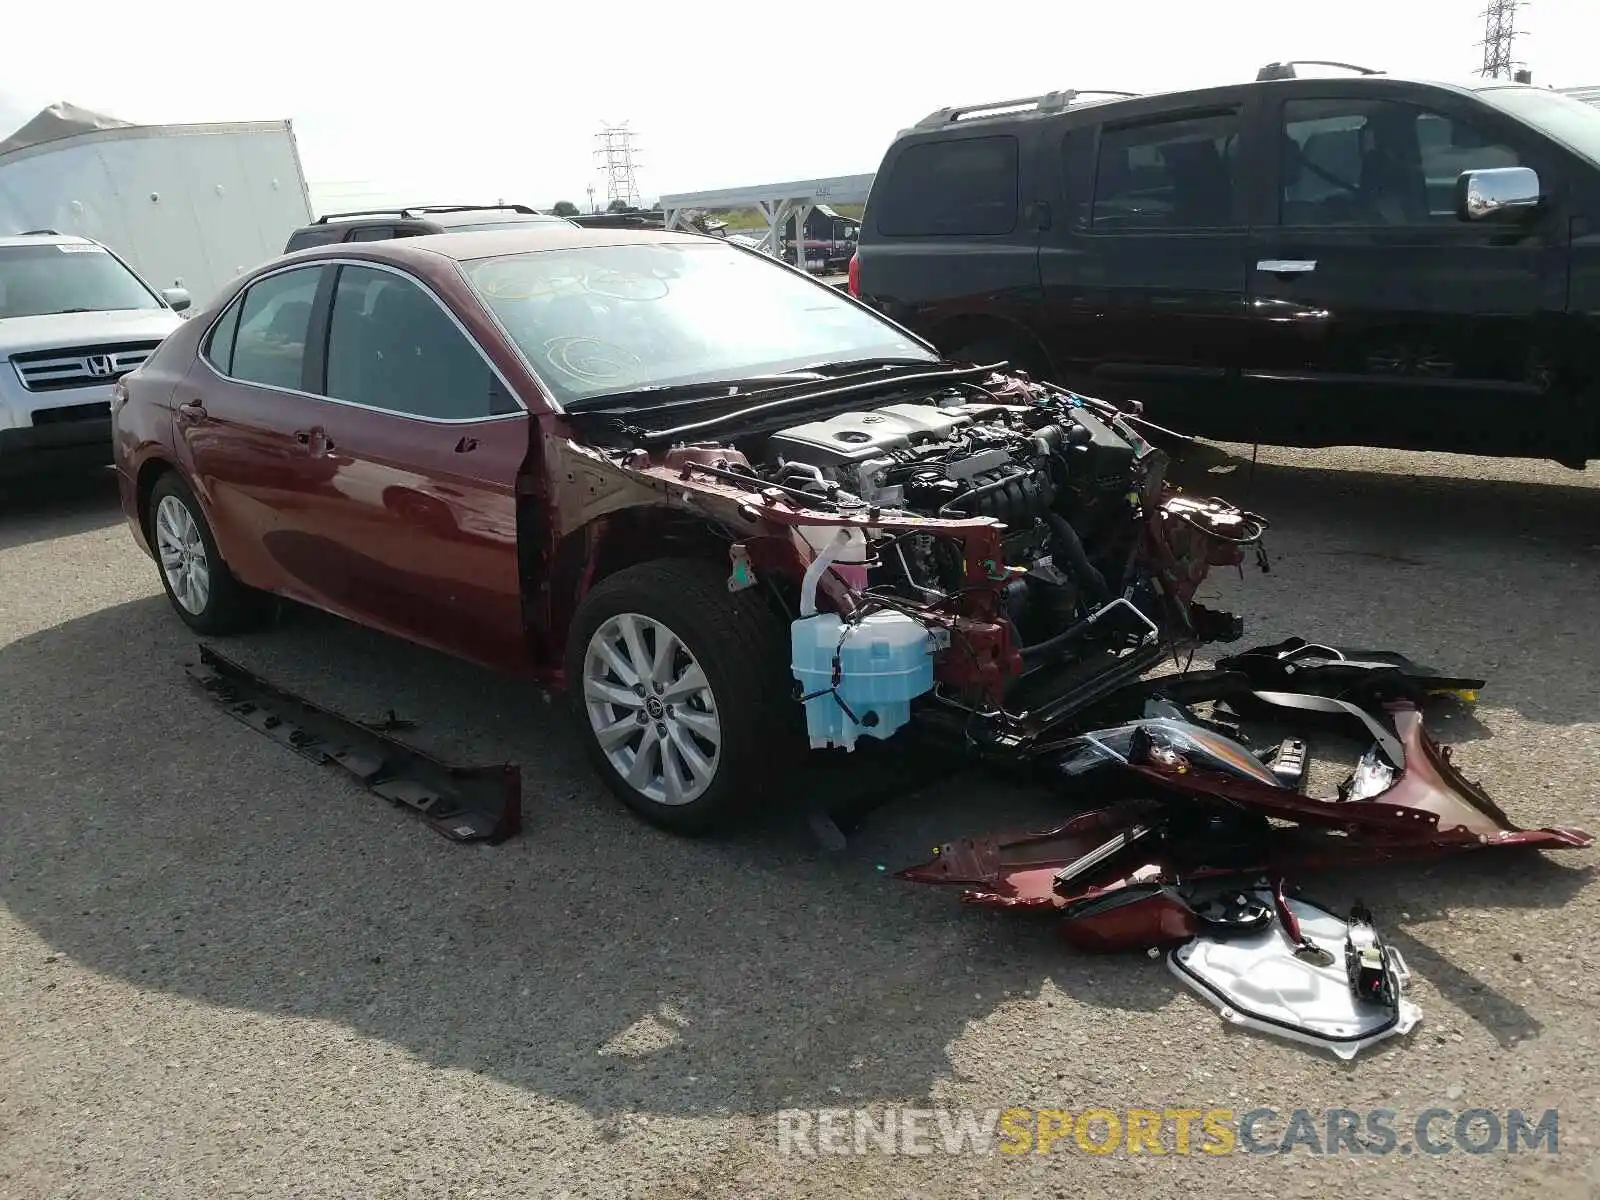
<box><xmin>174</xmin><ymin>263</ymin><xmax>334</xmax><ymax>595</ymax></box>
<box><xmin>1242</xmin><ymin>83</ymin><xmax>1570</xmax><ymax>451</ymax></box>
<box><xmin>1038</xmin><ymin>91</ymin><xmax>1255</xmax><ymax>436</ymax></box>
<box><xmin>856</xmin><ymin>128</ymin><xmax>1043</xmax><ymax>343</ymax></box>
<box><xmin>283</xmin><ymin>261</ymin><xmax>530</xmax><ymax>671</ymax></box>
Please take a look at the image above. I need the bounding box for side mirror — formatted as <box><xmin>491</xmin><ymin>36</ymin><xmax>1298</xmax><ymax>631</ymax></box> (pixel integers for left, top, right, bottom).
<box><xmin>1456</xmin><ymin>166</ymin><xmax>1542</xmax><ymax>222</ymax></box>
<box><xmin>162</xmin><ymin>286</ymin><xmax>192</xmax><ymax>312</ymax></box>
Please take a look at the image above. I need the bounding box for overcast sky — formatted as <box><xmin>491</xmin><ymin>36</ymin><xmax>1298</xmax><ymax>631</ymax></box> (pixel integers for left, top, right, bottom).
<box><xmin>3</xmin><ymin>0</ymin><xmax>1596</xmax><ymax>211</ymax></box>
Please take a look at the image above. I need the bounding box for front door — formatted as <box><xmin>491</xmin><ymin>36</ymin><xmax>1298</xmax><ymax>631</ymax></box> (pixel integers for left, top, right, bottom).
<box><xmin>1039</xmin><ymin>98</ymin><xmax>1253</xmax><ymax>437</ymax></box>
<box><xmin>1242</xmin><ymin>88</ymin><xmax>1570</xmax><ymax>453</ymax></box>
<box><xmin>287</xmin><ymin>261</ymin><xmax>530</xmax><ymax>671</ymax></box>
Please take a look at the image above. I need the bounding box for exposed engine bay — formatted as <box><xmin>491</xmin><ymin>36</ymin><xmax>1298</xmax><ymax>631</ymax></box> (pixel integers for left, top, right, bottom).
<box><xmin>746</xmin><ymin>383</ymin><xmax>1267</xmax><ymax>747</ymax></box>
<box><xmin>762</xmin><ymin>396</ymin><xmax>1152</xmax><ymax>644</ymax></box>
<box><xmin>573</xmin><ymin>369</ymin><xmax>1269</xmax><ymax>755</ymax></box>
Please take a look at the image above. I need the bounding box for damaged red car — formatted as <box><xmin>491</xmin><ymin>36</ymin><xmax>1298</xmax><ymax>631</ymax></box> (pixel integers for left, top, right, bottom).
<box><xmin>112</xmin><ymin>225</ymin><xmax>1263</xmax><ymax>833</ymax></box>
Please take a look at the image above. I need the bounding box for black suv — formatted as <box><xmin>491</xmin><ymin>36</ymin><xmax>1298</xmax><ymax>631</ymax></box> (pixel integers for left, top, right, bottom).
<box><xmin>283</xmin><ymin>204</ymin><xmax>577</xmax><ymax>252</ymax></box>
<box><xmin>853</xmin><ymin>63</ymin><xmax>1600</xmax><ymax>465</ymax></box>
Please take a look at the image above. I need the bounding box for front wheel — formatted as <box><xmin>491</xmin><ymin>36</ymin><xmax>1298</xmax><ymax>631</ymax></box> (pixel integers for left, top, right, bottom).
<box><xmin>564</xmin><ymin>558</ymin><xmax>802</xmax><ymax>836</ymax></box>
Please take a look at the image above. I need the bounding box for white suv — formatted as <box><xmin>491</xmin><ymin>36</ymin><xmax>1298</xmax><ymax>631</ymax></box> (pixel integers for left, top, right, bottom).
<box><xmin>1</xmin><ymin>232</ymin><xmax>189</xmax><ymax>480</ymax></box>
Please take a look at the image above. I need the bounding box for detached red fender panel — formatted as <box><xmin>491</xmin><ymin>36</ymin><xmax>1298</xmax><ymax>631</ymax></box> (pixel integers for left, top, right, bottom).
<box><xmin>897</xmin><ymin>704</ymin><xmax>1591</xmax><ymax>945</ymax></box>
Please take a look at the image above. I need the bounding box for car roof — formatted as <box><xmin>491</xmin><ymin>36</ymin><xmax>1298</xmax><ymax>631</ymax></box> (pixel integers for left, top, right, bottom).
<box><xmin>291</xmin><ymin>224</ymin><xmax>720</xmax><ymax>263</ymax></box>
<box><xmin>421</xmin><ymin>209</ymin><xmax>574</xmax><ymax>229</ymax></box>
<box><xmin>0</xmin><ymin>231</ymin><xmax>95</xmax><ymax>249</ymax></box>
<box><xmin>900</xmin><ymin>72</ymin><xmax>1535</xmax><ymax>138</ymax></box>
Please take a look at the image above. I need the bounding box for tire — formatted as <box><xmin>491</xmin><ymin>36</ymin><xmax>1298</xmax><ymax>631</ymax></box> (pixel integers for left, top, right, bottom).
<box><xmin>146</xmin><ymin>472</ymin><xmax>266</xmax><ymax>635</ymax></box>
<box><xmin>564</xmin><ymin>557</ymin><xmax>803</xmax><ymax>836</ymax></box>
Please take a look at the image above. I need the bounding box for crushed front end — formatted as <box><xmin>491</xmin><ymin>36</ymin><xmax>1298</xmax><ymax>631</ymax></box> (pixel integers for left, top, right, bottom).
<box><xmin>555</xmin><ymin>365</ymin><xmax>1267</xmax><ymax>757</ymax></box>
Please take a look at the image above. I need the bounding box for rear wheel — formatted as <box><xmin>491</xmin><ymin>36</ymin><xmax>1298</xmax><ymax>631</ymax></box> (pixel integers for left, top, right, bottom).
<box><xmin>147</xmin><ymin>472</ymin><xmax>265</xmax><ymax>635</ymax></box>
<box><xmin>565</xmin><ymin>558</ymin><xmax>802</xmax><ymax>836</ymax></box>
<box><xmin>942</xmin><ymin>332</ymin><xmax>1052</xmax><ymax>380</ymax></box>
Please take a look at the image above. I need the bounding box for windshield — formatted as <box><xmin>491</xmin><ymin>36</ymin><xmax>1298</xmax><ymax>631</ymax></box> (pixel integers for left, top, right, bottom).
<box><xmin>1474</xmin><ymin>86</ymin><xmax>1600</xmax><ymax>166</ymax></box>
<box><xmin>461</xmin><ymin>241</ymin><xmax>935</xmax><ymax>406</ymax></box>
<box><xmin>0</xmin><ymin>242</ymin><xmax>162</xmax><ymax>318</ymax></box>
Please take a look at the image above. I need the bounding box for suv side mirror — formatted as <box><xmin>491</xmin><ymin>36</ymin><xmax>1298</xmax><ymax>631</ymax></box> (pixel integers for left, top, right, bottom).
<box><xmin>1456</xmin><ymin>166</ymin><xmax>1542</xmax><ymax>222</ymax></box>
<box><xmin>162</xmin><ymin>286</ymin><xmax>192</xmax><ymax>312</ymax></box>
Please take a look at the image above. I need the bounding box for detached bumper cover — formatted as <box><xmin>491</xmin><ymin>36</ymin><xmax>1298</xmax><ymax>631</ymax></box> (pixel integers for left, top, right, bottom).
<box><xmin>898</xmin><ymin>649</ymin><xmax>1591</xmax><ymax>951</ymax></box>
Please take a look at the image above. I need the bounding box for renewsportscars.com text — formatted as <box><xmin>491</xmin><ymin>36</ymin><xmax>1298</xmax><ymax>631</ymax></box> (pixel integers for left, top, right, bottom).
<box><xmin>776</xmin><ymin>1106</ymin><xmax>1561</xmax><ymax>1157</ymax></box>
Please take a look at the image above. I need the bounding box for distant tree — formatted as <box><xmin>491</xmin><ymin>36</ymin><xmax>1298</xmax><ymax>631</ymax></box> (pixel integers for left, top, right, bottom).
<box><xmin>551</xmin><ymin>200</ymin><xmax>579</xmax><ymax>217</ymax></box>
<box><xmin>607</xmin><ymin>198</ymin><xmax>635</xmax><ymax>213</ymax></box>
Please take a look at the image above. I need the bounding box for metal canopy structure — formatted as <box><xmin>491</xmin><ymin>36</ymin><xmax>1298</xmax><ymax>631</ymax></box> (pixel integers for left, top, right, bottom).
<box><xmin>659</xmin><ymin>173</ymin><xmax>874</xmax><ymax>266</ymax></box>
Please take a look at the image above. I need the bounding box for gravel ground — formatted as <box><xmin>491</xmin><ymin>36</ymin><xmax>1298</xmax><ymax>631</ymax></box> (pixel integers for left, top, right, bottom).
<box><xmin>1</xmin><ymin>445</ymin><xmax>1597</xmax><ymax>1199</ymax></box>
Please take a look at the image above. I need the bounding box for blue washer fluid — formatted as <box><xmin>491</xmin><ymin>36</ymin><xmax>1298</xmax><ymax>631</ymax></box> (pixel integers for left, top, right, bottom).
<box><xmin>790</xmin><ymin>610</ymin><xmax>936</xmax><ymax>751</ymax></box>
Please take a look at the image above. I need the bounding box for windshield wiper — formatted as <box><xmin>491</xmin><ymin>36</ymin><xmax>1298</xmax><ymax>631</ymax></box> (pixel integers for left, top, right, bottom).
<box><xmin>46</xmin><ymin>307</ymin><xmax>101</xmax><ymax>314</ymax></box>
<box><xmin>563</xmin><ymin>373</ymin><xmax>827</xmax><ymax>413</ymax></box>
<box><xmin>793</xmin><ymin>355</ymin><xmax>941</xmax><ymax>374</ymax></box>
<box><xmin>634</xmin><ymin>361</ymin><xmax>994</xmax><ymax>446</ymax></box>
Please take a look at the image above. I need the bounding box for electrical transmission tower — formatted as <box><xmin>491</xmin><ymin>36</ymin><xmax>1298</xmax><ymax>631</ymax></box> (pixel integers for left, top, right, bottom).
<box><xmin>594</xmin><ymin>122</ymin><xmax>642</xmax><ymax>209</ymax></box>
<box><xmin>1478</xmin><ymin>0</ymin><xmax>1526</xmax><ymax>79</ymax></box>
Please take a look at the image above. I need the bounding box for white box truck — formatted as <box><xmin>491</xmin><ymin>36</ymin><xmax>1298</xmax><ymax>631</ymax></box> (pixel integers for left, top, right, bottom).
<box><xmin>0</xmin><ymin>104</ymin><xmax>313</xmax><ymax>480</ymax></box>
<box><xmin>0</xmin><ymin>103</ymin><xmax>314</xmax><ymax>307</ymax></box>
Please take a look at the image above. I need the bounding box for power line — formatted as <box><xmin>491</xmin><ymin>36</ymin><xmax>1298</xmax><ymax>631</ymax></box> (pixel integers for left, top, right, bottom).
<box><xmin>1477</xmin><ymin>0</ymin><xmax>1527</xmax><ymax>80</ymax></box>
<box><xmin>594</xmin><ymin>122</ymin><xmax>642</xmax><ymax>209</ymax></box>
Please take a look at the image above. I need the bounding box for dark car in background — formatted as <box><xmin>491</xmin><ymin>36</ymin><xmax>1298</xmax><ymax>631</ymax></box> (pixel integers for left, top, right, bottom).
<box><xmin>852</xmin><ymin>63</ymin><xmax>1600</xmax><ymax>466</ymax></box>
<box><xmin>283</xmin><ymin>204</ymin><xmax>577</xmax><ymax>252</ymax></box>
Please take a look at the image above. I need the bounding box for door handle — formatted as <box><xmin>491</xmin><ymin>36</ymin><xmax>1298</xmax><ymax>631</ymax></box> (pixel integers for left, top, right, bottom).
<box><xmin>454</xmin><ymin>436</ymin><xmax>478</xmax><ymax>453</ymax></box>
<box><xmin>177</xmin><ymin>397</ymin><xmax>207</xmax><ymax>420</ymax></box>
<box><xmin>1257</xmin><ymin>259</ymin><xmax>1317</xmax><ymax>274</ymax></box>
<box><xmin>294</xmin><ymin>427</ymin><xmax>335</xmax><ymax>455</ymax></box>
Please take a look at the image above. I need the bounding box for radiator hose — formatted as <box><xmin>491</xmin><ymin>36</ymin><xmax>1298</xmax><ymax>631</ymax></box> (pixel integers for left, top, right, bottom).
<box><xmin>1044</xmin><ymin>512</ymin><xmax>1111</xmax><ymax>605</ymax></box>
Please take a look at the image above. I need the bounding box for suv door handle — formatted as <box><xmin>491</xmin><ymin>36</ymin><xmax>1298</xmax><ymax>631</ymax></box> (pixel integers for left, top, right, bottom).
<box><xmin>1257</xmin><ymin>259</ymin><xmax>1317</xmax><ymax>274</ymax></box>
<box><xmin>177</xmin><ymin>398</ymin><xmax>207</xmax><ymax>420</ymax></box>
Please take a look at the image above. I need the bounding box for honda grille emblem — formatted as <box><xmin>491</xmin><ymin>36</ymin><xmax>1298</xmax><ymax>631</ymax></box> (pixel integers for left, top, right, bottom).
<box><xmin>86</xmin><ymin>354</ymin><xmax>114</xmax><ymax>378</ymax></box>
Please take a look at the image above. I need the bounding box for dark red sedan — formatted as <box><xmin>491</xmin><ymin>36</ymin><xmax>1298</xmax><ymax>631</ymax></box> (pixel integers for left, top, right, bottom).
<box><xmin>113</xmin><ymin>224</ymin><xmax>1251</xmax><ymax>834</ymax></box>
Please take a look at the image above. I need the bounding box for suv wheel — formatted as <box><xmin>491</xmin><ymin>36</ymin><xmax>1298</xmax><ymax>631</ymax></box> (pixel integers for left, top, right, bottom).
<box><xmin>565</xmin><ymin>558</ymin><xmax>801</xmax><ymax>835</ymax></box>
<box><xmin>147</xmin><ymin>473</ymin><xmax>265</xmax><ymax>635</ymax></box>
<box><xmin>943</xmin><ymin>333</ymin><xmax>1051</xmax><ymax>381</ymax></box>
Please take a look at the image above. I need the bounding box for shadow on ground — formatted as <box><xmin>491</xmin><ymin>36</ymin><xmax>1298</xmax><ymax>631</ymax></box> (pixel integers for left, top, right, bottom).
<box><xmin>0</xmin><ymin>467</ymin><xmax>124</xmax><ymax>551</ymax></box>
<box><xmin>0</xmin><ymin>611</ymin><xmax>1589</xmax><ymax>1113</ymax></box>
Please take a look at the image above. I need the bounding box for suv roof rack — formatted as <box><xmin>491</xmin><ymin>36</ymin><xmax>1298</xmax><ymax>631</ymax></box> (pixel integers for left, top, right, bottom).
<box><xmin>19</xmin><ymin>228</ymin><xmax>62</xmax><ymax>236</ymax></box>
<box><xmin>913</xmin><ymin>88</ymin><xmax>1141</xmax><ymax>129</ymax></box>
<box><xmin>1256</xmin><ymin>60</ymin><xmax>1383</xmax><ymax>82</ymax></box>
<box><xmin>312</xmin><ymin>203</ymin><xmax>539</xmax><ymax>224</ymax></box>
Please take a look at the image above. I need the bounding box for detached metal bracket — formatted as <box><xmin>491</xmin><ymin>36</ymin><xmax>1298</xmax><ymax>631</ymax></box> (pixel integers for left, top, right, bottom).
<box><xmin>185</xmin><ymin>643</ymin><xmax>522</xmax><ymax>844</ymax></box>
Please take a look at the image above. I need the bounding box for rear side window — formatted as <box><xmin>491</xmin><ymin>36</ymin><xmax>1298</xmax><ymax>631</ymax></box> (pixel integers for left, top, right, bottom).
<box><xmin>347</xmin><ymin>225</ymin><xmax>398</xmax><ymax>242</ymax></box>
<box><xmin>202</xmin><ymin>297</ymin><xmax>243</xmax><ymax>374</ymax></box>
<box><xmin>323</xmin><ymin>264</ymin><xmax>512</xmax><ymax>420</ymax></box>
<box><xmin>873</xmin><ymin>135</ymin><xmax>1019</xmax><ymax>237</ymax></box>
<box><xmin>1092</xmin><ymin>111</ymin><xmax>1241</xmax><ymax>230</ymax></box>
<box><xmin>227</xmin><ymin>266</ymin><xmax>324</xmax><ymax>391</ymax></box>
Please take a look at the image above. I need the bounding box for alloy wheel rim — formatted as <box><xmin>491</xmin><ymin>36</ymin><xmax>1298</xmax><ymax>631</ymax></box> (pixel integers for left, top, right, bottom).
<box><xmin>154</xmin><ymin>495</ymin><xmax>211</xmax><ymax>615</ymax></box>
<box><xmin>582</xmin><ymin>612</ymin><xmax>722</xmax><ymax>806</ymax></box>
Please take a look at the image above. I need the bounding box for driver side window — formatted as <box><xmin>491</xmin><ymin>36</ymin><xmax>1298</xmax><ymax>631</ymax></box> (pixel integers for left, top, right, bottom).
<box><xmin>1280</xmin><ymin>99</ymin><xmax>1523</xmax><ymax>227</ymax></box>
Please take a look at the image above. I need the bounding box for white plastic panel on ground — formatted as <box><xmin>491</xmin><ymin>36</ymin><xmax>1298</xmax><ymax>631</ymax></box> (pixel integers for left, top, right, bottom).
<box><xmin>1167</xmin><ymin>892</ymin><xmax>1421</xmax><ymax>1060</ymax></box>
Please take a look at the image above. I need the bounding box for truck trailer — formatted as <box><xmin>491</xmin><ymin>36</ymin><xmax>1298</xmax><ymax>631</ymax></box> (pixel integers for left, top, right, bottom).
<box><xmin>0</xmin><ymin>102</ymin><xmax>314</xmax><ymax>306</ymax></box>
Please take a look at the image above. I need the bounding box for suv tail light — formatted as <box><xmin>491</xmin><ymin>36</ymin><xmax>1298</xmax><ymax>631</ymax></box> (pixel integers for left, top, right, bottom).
<box><xmin>847</xmin><ymin>251</ymin><xmax>860</xmax><ymax>297</ymax></box>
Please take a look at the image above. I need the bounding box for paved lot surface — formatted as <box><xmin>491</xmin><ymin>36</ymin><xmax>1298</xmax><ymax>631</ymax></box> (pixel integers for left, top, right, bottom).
<box><xmin>2</xmin><ymin>445</ymin><xmax>1598</xmax><ymax>1199</ymax></box>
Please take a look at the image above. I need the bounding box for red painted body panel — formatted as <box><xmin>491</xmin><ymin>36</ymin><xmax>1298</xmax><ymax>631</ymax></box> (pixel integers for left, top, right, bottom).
<box><xmin>898</xmin><ymin>705</ymin><xmax>1593</xmax><ymax>952</ymax></box>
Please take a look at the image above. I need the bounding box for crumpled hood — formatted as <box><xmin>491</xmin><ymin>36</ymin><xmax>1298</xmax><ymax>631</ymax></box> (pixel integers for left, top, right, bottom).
<box><xmin>0</xmin><ymin>308</ymin><xmax>183</xmax><ymax>358</ymax></box>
